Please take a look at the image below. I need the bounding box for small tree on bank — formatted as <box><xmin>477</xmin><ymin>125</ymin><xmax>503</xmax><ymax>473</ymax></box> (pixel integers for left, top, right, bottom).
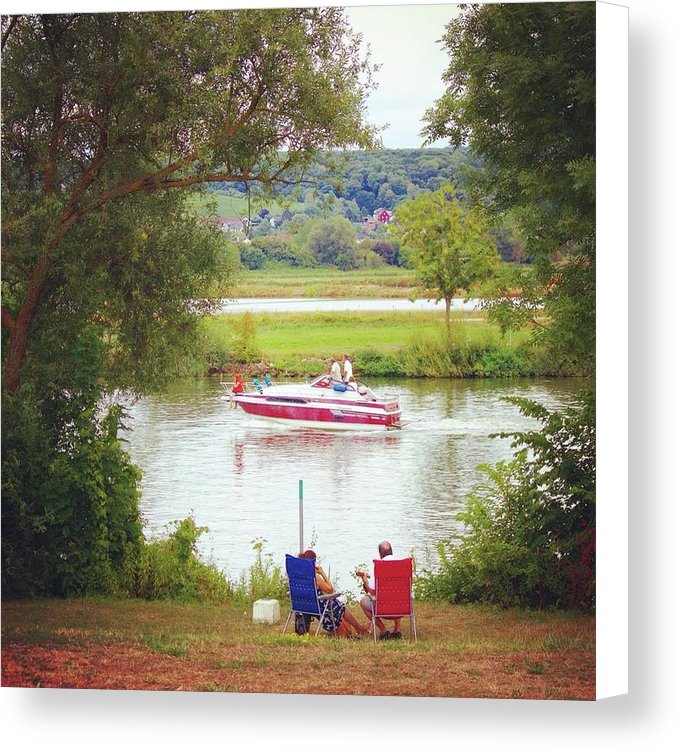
<box><xmin>390</xmin><ymin>185</ymin><xmax>499</xmax><ymax>337</ymax></box>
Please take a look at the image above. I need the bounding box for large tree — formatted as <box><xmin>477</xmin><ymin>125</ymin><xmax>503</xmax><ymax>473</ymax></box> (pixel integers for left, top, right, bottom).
<box><xmin>390</xmin><ymin>185</ymin><xmax>499</xmax><ymax>336</ymax></box>
<box><xmin>423</xmin><ymin>2</ymin><xmax>595</xmax><ymax>370</ymax></box>
<box><xmin>1</xmin><ymin>9</ymin><xmax>376</xmax><ymax>597</ymax></box>
<box><xmin>1</xmin><ymin>9</ymin><xmax>377</xmax><ymax>393</ymax></box>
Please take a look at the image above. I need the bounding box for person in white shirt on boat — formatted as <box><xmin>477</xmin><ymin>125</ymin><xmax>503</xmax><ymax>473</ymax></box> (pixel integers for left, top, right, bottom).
<box><xmin>342</xmin><ymin>354</ymin><xmax>354</xmax><ymax>384</ymax></box>
<box><xmin>329</xmin><ymin>357</ymin><xmax>341</xmax><ymax>381</ymax></box>
<box><xmin>356</xmin><ymin>540</ymin><xmax>403</xmax><ymax>640</ymax></box>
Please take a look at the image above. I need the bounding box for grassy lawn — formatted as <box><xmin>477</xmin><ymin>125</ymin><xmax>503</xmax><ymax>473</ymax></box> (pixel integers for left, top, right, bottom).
<box><xmin>1</xmin><ymin>598</ymin><xmax>595</xmax><ymax>699</ymax></box>
<box><xmin>203</xmin><ymin>309</ymin><xmax>529</xmax><ymax>364</ymax></box>
<box><xmin>188</xmin><ymin>192</ymin><xmax>307</xmax><ymax>218</ymax></box>
<box><xmin>232</xmin><ymin>266</ymin><xmax>419</xmax><ymax>299</ymax></box>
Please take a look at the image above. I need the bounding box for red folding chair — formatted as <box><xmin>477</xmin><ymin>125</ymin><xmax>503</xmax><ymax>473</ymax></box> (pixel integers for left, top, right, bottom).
<box><xmin>371</xmin><ymin>557</ymin><xmax>417</xmax><ymax>643</ymax></box>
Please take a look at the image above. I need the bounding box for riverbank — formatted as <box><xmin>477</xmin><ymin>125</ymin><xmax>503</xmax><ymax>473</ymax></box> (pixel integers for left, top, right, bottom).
<box><xmin>233</xmin><ymin>266</ymin><xmax>419</xmax><ymax>299</ymax></box>
<box><xmin>1</xmin><ymin>598</ymin><xmax>595</xmax><ymax>699</ymax></box>
<box><xmin>201</xmin><ymin>309</ymin><xmax>580</xmax><ymax>378</ymax></box>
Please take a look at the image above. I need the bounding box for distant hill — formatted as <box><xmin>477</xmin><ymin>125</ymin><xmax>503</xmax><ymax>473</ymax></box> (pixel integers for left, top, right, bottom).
<box><xmin>197</xmin><ymin>147</ymin><xmax>477</xmax><ymax>220</ymax></box>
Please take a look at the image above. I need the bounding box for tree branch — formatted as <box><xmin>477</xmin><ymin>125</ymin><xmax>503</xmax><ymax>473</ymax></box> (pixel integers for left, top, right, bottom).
<box><xmin>1</xmin><ymin>16</ymin><xmax>18</xmax><ymax>52</ymax></box>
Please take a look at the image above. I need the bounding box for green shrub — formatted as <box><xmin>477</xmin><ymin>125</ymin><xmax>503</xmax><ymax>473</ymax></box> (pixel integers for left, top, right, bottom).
<box><xmin>355</xmin><ymin>349</ymin><xmax>404</xmax><ymax>377</ymax></box>
<box><xmin>132</xmin><ymin>516</ymin><xmax>231</xmax><ymax>603</ymax></box>
<box><xmin>229</xmin><ymin>312</ymin><xmax>261</xmax><ymax>362</ymax></box>
<box><xmin>415</xmin><ymin>392</ymin><xmax>595</xmax><ymax>610</ymax></box>
<box><xmin>2</xmin><ymin>344</ymin><xmax>144</xmax><ymax>599</ymax></box>
<box><xmin>231</xmin><ymin>538</ymin><xmax>288</xmax><ymax>606</ymax></box>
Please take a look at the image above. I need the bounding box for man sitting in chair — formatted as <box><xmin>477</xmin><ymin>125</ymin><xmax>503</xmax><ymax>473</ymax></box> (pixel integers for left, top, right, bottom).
<box><xmin>356</xmin><ymin>540</ymin><xmax>402</xmax><ymax>640</ymax></box>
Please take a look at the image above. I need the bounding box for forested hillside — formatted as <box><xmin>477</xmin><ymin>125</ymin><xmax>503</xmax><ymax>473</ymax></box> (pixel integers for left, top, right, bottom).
<box><xmin>199</xmin><ymin>147</ymin><xmax>477</xmax><ymax>219</ymax></box>
<box><xmin>191</xmin><ymin>147</ymin><xmax>527</xmax><ymax>270</ymax></box>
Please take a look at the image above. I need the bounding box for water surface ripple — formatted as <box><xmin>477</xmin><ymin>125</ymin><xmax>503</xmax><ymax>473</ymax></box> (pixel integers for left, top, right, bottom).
<box><xmin>124</xmin><ymin>377</ymin><xmax>583</xmax><ymax>594</ymax></box>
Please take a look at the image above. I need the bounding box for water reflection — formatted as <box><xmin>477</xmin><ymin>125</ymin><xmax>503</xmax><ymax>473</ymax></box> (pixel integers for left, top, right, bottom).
<box><xmin>124</xmin><ymin>376</ymin><xmax>584</xmax><ymax>593</ymax></box>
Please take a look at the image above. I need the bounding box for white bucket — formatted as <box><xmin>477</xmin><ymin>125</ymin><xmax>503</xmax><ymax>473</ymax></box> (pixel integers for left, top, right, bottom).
<box><xmin>252</xmin><ymin>598</ymin><xmax>281</xmax><ymax>624</ymax></box>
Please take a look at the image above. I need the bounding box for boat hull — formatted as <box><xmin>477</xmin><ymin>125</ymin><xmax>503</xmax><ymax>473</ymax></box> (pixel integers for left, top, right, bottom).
<box><xmin>232</xmin><ymin>393</ymin><xmax>402</xmax><ymax>431</ymax></box>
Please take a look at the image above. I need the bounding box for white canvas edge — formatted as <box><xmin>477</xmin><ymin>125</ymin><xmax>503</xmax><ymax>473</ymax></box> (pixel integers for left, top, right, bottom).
<box><xmin>595</xmin><ymin>0</ymin><xmax>629</xmax><ymax>700</ymax></box>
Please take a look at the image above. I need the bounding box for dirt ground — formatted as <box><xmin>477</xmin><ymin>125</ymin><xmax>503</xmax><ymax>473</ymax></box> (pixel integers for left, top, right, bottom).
<box><xmin>1</xmin><ymin>599</ymin><xmax>596</xmax><ymax>700</ymax></box>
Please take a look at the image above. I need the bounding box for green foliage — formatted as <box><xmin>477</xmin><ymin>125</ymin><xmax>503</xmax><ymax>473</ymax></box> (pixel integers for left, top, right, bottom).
<box><xmin>389</xmin><ymin>184</ymin><xmax>500</xmax><ymax>334</ymax></box>
<box><xmin>423</xmin><ymin>3</ymin><xmax>596</xmax><ymax>373</ymax></box>
<box><xmin>202</xmin><ymin>147</ymin><xmax>475</xmax><ymax>220</ymax></box>
<box><xmin>228</xmin><ymin>312</ymin><xmax>261</xmax><ymax>363</ymax></box>
<box><xmin>250</xmin><ymin>235</ymin><xmax>316</xmax><ymax>268</ymax></box>
<box><xmin>239</xmin><ymin>243</ymin><xmax>267</xmax><ymax>271</ymax></box>
<box><xmin>415</xmin><ymin>391</ymin><xmax>595</xmax><ymax>610</ymax></box>
<box><xmin>131</xmin><ymin>517</ymin><xmax>231</xmax><ymax>603</ymax></box>
<box><xmin>354</xmin><ymin>349</ymin><xmax>404</xmax><ymax>377</ymax></box>
<box><xmin>423</xmin><ymin>3</ymin><xmax>595</xmax><ymax>233</ymax></box>
<box><xmin>231</xmin><ymin>539</ymin><xmax>288</xmax><ymax>606</ymax></box>
<box><xmin>306</xmin><ymin>216</ymin><xmax>359</xmax><ymax>269</ymax></box>
<box><xmin>2</xmin><ymin>328</ymin><xmax>144</xmax><ymax>597</ymax></box>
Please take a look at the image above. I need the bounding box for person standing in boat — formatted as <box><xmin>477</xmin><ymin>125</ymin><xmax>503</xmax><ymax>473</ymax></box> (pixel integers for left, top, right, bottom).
<box><xmin>329</xmin><ymin>357</ymin><xmax>341</xmax><ymax>381</ymax></box>
<box><xmin>342</xmin><ymin>354</ymin><xmax>354</xmax><ymax>384</ymax></box>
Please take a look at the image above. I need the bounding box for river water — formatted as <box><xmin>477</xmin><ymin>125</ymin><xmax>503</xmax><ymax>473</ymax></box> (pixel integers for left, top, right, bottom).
<box><xmin>219</xmin><ymin>297</ymin><xmax>482</xmax><ymax>314</ymax></box>
<box><xmin>124</xmin><ymin>376</ymin><xmax>584</xmax><ymax>596</ymax></box>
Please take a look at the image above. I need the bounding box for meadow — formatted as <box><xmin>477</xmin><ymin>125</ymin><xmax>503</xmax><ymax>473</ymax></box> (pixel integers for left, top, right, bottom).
<box><xmin>231</xmin><ymin>266</ymin><xmax>419</xmax><ymax>299</ymax></box>
<box><xmin>200</xmin><ymin>308</ymin><xmax>543</xmax><ymax>378</ymax></box>
<box><xmin>1</xmin><ymin>598</ymin><xmax>595</xmax><ymax>699</ymax></box>
<box><xmin>188</xmin><ymin>192</ymin><xmax>306</xmax><ymax>218</ymax></box>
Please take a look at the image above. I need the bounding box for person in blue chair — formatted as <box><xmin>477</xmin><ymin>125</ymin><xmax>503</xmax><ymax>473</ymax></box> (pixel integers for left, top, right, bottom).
<box><xmin>299</xmin><ymin>550</ymin><xmax>370</xmax><ymax>637</ymax></box>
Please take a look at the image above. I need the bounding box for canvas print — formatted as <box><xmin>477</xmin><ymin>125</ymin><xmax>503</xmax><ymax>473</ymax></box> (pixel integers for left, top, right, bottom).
<box><xmin>2</xmin><ymin>2</ymin><xmax>597</xmax><ymax>699</ymax></box>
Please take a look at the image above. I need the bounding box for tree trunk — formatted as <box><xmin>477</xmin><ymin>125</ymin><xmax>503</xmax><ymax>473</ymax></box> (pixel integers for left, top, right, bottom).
<box><xmin>445</xmin><ymin>295</ymin><xmax>451</xmax><ymax>341</ymax></box>
<box><xmin>2</xmin><ymin>252</ymin><xmax>49</xmax><ymax>393</ymax></box>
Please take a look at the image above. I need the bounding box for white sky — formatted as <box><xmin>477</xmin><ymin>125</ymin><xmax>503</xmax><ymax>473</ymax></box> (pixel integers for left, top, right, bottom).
<box><xmin>345</xmin><ymin>3</ymin><xmax>459</xmax><ymax>148</ymax></box>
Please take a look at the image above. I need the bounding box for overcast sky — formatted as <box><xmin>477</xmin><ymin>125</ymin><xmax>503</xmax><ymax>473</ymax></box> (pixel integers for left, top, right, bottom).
<box><xmin>346</xmin><ymin>3</ymin><xmax>459</xmax><ymax>149</ymax></box>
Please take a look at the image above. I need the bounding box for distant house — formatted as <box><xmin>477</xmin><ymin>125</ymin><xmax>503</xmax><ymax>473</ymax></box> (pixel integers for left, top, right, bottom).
<box><xmin>373</xmin><ymin>208</ymin><xmax>393</xmax><ymax>224</ymax></box>
<box><xmin>204</xmin><ymin>216</ymin><xmax>249</xmax><ymax>237</ymax></box>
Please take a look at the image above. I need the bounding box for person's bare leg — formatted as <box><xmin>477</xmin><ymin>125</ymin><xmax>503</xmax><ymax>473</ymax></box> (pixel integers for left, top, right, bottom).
<box><xmin>360</xmin><ymin>597</ymin><xmax>386</xmax><ymax>633</ymax></box>
<box><xmin>343</xmin><ymin>608</ymin><xmax>370</xmax><ymax>634</ymax></box>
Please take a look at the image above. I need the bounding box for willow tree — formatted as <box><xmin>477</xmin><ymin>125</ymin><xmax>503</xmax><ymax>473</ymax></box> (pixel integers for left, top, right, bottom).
<box><xmin>1</xmin><ymin>9</ymin><xmax>377</xmax><ymax>393</ymax></box>
<box><xmin>390</xmin><ymin>185</ymin><xmax>499</xmax><ymax>337</ymax></box>
<box><xmin>1</xmin><ymin>9</ymin><xmax>376</xmax><ymax>596</ymax></box>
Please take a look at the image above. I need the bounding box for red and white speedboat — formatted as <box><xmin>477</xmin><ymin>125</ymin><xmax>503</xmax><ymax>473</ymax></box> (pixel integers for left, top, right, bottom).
<box><xmin>222</xmin><ymin>374</ymin><xmax>402</xmax><ymax>431</ymax></box>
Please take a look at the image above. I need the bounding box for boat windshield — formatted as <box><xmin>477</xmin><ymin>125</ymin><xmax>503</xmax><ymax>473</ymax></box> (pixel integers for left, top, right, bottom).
<box><xmin>310</xmin><ymin>375</ymin><xmax>352</xmax><ymax>390</ymax></box>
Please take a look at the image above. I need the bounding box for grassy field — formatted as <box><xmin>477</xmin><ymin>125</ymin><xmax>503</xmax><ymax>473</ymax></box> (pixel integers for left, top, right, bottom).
<box><xmin>232</xmin><ymin>266</ymin><xmax>419</xmax><ymax>299</ymax></box>
<box><xmin>202</xmin><ymin>309</ymin><xmax>532</xmax><ymax>375</ymax></box>
<box><xmin>1</xmin><ymin>598</ymin><xmax>595</xmax><ymax>699</ymax></box>
<box><xmin>188</xmin><ymin>192</ymin><xmax>306</xmax><ymax>218</ymax></box>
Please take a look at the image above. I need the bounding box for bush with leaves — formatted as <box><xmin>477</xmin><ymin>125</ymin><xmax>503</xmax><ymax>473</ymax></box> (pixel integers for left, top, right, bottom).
<box><xmin>131</xmin><ymin>516</ymin><xmax>231</xmax><ymax>603</ymax></box>
<box><xmin>2</xmin><ymin>327</ymin><xmax>144</xmax><ymax>597</ymax></box>
<box><xmin>416</xmin><ymin>391</ymin><xmax>595</xmax><ymax>610</ymax></box>
<box><xmin>231</xmin><ymin>538</ymin><xmax>288</xmax><ymax>606</ymax></box>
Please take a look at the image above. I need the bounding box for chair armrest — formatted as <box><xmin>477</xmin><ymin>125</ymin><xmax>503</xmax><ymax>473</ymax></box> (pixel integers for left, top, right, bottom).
<box><xmin>318</xmin><ymin>591</ymin><xmax>344</xmax><ymax>601</ymax></box>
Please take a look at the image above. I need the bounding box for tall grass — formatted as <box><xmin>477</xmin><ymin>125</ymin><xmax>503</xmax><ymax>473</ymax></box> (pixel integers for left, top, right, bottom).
<box><xmin>131</xmin><ymin>516</ymin><xmax>231</xmax><ymax>603</ymax></box>
<box><xmin>199</xmin><ymin>309</ymin><xmax>576</xmax><ymax>378</ymax></box>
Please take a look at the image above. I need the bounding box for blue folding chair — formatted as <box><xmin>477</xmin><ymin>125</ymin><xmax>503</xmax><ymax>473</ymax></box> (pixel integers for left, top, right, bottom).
<box><xmin>281</xmin><ymin>554</ymin><xmax>343</xmax><ymax>636</ymax></box>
